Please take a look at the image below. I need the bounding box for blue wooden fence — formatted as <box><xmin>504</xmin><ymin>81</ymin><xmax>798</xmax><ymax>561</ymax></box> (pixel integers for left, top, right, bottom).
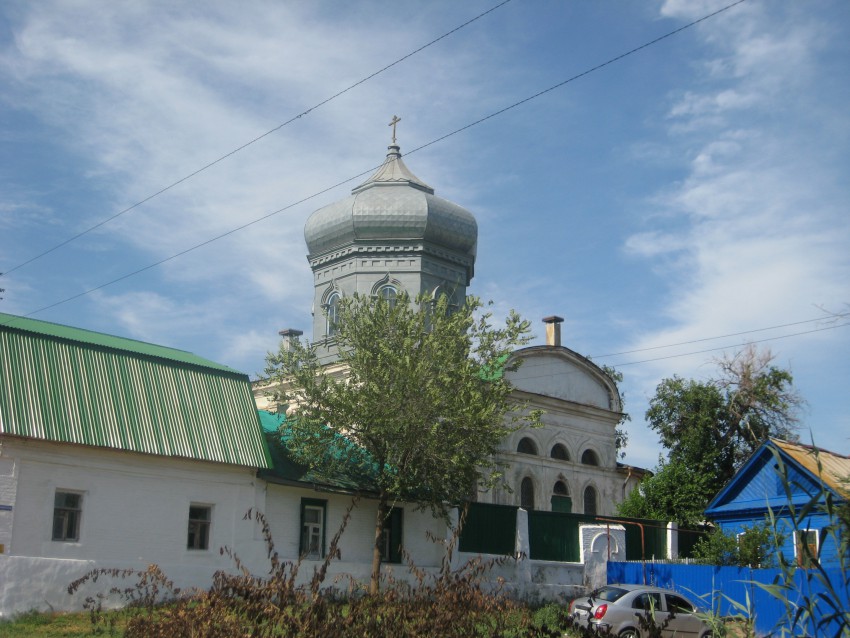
<box><xmin>608</xmin><ymin>561</ymin><xmax>849</xmax><ymax>637</ymax></box>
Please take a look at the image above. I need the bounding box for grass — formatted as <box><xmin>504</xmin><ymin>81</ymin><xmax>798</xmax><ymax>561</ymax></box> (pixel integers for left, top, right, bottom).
<box><xmin>0</xmin><ymin>609</ymin><xmax>127</xmax><ymax>637</ymax></box>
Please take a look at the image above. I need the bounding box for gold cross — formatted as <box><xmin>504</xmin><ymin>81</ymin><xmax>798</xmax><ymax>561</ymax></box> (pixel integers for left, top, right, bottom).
<box><xmin>388</xmin><ymin>115</ymin><xmax>401</xmax><ymax>144</ymax></box>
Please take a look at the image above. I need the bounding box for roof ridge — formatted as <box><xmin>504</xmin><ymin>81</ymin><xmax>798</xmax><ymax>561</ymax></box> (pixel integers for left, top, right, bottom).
<box><xmin>0</xmin><ymin>312</ymin><xmax>243</xmax><ymax>375</ymax></box>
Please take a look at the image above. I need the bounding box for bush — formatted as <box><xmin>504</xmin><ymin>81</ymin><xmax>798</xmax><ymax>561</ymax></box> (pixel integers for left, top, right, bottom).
<box><xmin>692</xmin><ymin>521</ymin><xmax>780</xmax><ymax>568</ymax></box>
<box><xmin>68</xmin><ymin>502</ymin><xmax>576</xmax><ymax>638</ymax></box>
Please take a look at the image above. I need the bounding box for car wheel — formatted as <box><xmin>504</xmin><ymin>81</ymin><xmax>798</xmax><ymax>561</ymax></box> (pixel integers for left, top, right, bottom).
<box><xmin>619</xmin><ymin>629</ymin><xmax>639</xmax><ymax>638</ymax></box>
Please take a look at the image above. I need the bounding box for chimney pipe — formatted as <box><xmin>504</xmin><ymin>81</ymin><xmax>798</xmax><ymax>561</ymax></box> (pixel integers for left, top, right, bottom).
<box><xmin>278</xmin><ymin>328</ymin><xmax>303</xmax><ymax>352</ymax></box>
<box><xmin>542</xmin><ymin>316</ymin><xmax>564</xmax><ymax>347</ymax></box>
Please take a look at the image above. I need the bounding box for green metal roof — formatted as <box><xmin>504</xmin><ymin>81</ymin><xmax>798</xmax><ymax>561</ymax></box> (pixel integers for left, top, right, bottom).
<box><xmin>258</xmin><ymin>410</ymin><xmax>379</xmax><ymax>492</ymax></box>
<box><xmin>0</xmin><ymin>312</ymin><xmax>272</xmax><ymax>468</ymax></box>
<box><xmin>0</xmin><ymin>313</ymin><xmax>242</xmax><ymax>374</ymax></box>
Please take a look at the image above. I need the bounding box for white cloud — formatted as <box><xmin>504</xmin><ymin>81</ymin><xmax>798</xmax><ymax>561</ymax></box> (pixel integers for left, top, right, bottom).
<box><xmin>611</xmin><ymin>0</ymin><xmax>850</xmax><ymax>468</ymax></box>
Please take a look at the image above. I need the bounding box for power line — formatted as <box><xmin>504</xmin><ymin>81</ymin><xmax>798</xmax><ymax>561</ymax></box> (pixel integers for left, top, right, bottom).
<box><xmin>504</xmin><ymin>319</ymin><xmax>850</xmax><ymax>385</ymax></box>
<box><xmin>8</xmin><ymin>167</ymin><xmax>380</xmax><ymax>320</ymax></box>
<box><xmin>605</xmin><ymin>322</ymin><xmax>850</xmax><ymax>368</ymax></box>
<box><xmin>592</xmin><ymin>312</ymin><xmax>850</xmax><ymax>359</ymax></box>
<box><xmin>6</xmin><ymin>0</ymin><xmax>748</xmax><ymax>322</ymax></box>
<box><xmin>1</xmin><ymin>0</ymin><xmax>515</xmax><ymax>277</ymax></box>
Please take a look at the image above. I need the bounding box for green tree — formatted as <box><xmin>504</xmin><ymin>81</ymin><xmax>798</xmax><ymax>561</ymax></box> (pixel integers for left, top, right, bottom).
<box><xmin>621</xmin><ymin>346</ymin><xmax>802</xmax><ymax>524</ymax></box>
<box><xmin>645</xmin><ymin>377</ymin><xmax>730</xmax><ymax>500</ymax></box>
<box><xmin>617</xmin><ymin>457</ymin><xmax>714</xmax><ymax>526</ymax></box>
<box><xmin>263</xmin><ymin>292</ymin><xmax>539</xmax><ymax>594</ymax></box>
<box><xmin>601</xmin><ymin>365</ymin><xmax>631</xmax><ymax>459</ymax></box>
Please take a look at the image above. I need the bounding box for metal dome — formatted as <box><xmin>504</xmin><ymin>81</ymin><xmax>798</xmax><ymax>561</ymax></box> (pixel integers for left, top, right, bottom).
<box><xmin>304</xmin><ymin>144</ymin><xmax>478</xmax><ymax>257</ymax></box>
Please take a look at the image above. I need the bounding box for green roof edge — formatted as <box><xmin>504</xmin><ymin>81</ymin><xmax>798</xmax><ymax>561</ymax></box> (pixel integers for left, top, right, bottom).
<box><xmin>0</xmin><ymin>312</ymin><xmax>244</xmax><ymax>376</ymax></box>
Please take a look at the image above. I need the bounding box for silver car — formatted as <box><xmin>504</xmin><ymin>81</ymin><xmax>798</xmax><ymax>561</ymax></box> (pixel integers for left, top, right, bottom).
<box><xmin>569</xmin><ymin>583</ymin><xmax>714</xmax><ymax>638</ymax></box>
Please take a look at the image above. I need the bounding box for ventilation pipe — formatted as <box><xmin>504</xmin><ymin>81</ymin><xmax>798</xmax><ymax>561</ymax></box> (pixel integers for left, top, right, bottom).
<box><xmin>278</xmin><ymin>328</ymin><xmax>303</xmax><ymax>352</ymax></box>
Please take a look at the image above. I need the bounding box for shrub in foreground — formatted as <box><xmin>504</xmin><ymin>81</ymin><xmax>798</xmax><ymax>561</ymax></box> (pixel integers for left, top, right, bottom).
<box><xmin>68</xmin><ymin>503</ymin><xmax>584</xmax><ymax>638</ymax></box>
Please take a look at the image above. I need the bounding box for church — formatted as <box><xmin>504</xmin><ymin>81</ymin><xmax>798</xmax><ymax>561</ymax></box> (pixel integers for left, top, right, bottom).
<box><xmin>0</xmin><ymin>128</ymin><xmax>643</xmax><ymax>617</ymax></box>
<box><xmin>262</xmin><ymin>126</ymin><xmax>642</xmax><ymax>516</ymax></box>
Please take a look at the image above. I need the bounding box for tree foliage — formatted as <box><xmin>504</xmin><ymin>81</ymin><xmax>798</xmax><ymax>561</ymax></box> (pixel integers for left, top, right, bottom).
<box><xmin>617</xmin><ymin>457</ymin><xmax>715</xmax><ymax>527</ymax></box>
<box><xmin>621</xmin><ymin>345</ymin><xmax>802</xmax><ymax>525</ymax></box>
<box><xmin>647</xmin><ymin>345</ymin><xmax>802</xmax><ymax>497</ymax></box>
<box><xmin>262</xmin><ymin>292</ymin><xmax>539</xmax><ymax>593</ymax></box>
<box><xmin>692</xmin><ymin>521</ymin><xmax>782</xmax><ymax>568</ymax></box>
<box><xmin>601</xmin><ymin>364</ymin><xmax>630</xmax><ymax>459</ymax></box>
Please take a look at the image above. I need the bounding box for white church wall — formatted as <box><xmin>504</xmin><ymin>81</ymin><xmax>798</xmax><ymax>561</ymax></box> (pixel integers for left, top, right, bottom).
<box><xmin>485</xmin><ymin>385</ymin><xmax>624</xmax><ymax>516</ymax></box>
<box><xmin>507</xmin><ymin>354</ymin><xmax>611</xmax><ymax>409</ymax></box>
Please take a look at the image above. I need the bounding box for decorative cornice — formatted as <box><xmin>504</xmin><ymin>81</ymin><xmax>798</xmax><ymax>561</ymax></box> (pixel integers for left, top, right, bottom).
<box><xmin>308</xmin><ymin>241</ymin><xmax>475</xmax><ymax>270</ymax></box>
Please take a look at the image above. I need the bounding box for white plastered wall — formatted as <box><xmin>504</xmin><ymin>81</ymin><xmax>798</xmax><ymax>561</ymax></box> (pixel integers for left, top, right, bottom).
<box><xmin>0</xmin><ymin>437</ymin><xmax>267</xmax><ymax>617</ymax></box>
<box><xmin>0</xmin><ymin>438</ymin><xmax>454</xmax><ymax>617</ymax></box>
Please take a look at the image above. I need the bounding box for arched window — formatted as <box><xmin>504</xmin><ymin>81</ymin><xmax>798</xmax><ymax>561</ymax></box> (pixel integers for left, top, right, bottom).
<box><xmin>551</xmin><ymin>480</ymin><xmax>571</xmax><ymax>513</ymax></box>
<box><xmin>520</xmin><ymin>477</ymin><xmax>535</xmax><ymax>511</ymax></box>
<box><xmin>431</xmin><ymin>285</ymin><xmax>458</xmax><ymax>308</ymax></box>
<box><xmin>581</xmin><ymin>449</ymin><xmax>600</xmax><ymax>466</ymax></box>
<box><xmin>550</xmin><ymin>443</ymin><xmax>569</xmax><ymax>461</ymax></box>
<box><xmin>583</xmin><ymin>485</ymin><xmax>598</xmax><ymax>516</ymax></box>
<box><xmin>326</xmin><ymin>292</ymin><xmax>340</xmax><ymax>337</ymax></box>
<box><xmin>377</xmin><ymin>284</ymin><xmax>397</xmax><ymax>309</ymax></box>
<box><xmin>517</xmin><ymin>437</ymin><xmax>538</xmax><ymax>455</ymax></box>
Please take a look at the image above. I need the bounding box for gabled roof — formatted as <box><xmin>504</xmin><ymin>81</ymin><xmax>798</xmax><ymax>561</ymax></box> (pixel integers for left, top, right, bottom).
<box><xmin>0</xmin><ymin>313</ymin><xmax>271</xmax><ymax>469</ymax></box>
<box><xmin>772</xmin><ymin>438</ymin><xmax>850</xmax><ymax>498</ymax></box>
<box><xmin>705</xmin><ymin>438</ymin><xmax>848</xmax><ymax>520</ymax></box>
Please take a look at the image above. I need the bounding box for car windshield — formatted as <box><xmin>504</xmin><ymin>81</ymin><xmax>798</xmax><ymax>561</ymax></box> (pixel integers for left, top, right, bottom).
<box><xmin>592</xmin><ymin>586</ymin><xmax>628</xmax><ymax>602</ymax></box>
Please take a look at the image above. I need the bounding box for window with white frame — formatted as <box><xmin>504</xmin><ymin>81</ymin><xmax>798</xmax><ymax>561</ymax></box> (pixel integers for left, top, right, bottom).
<box><xmin>300</xmin><ymin>499</ymin><xmax>326</xmax><ymax>559</ymax></box>
<box><xmin>187</xmin><ymin>505</ymin><xmax>212</xmax><ymax>550</ymax></box>
<box><xmin>52</xmin><ymin>491</ymin><xmax>82</xmax><ymax>542</ymax></box>
<box><xmin>795</xmin><ymin>528</ymin><xmax>820</xmax><ymax>567</ymax></box>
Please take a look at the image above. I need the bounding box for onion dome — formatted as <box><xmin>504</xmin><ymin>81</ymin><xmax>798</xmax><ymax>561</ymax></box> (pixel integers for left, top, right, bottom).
<box><xmin>304</xmin><ymin>144</ymin><xmax>478</xmax><ymax>258</ymax></box>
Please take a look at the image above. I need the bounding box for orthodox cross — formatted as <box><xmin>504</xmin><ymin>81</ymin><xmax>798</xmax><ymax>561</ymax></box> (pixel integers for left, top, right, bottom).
<box><xmin>388</xmin><ymin>115</ymin><xmax>401</xmax><ymax>144</ymax></box>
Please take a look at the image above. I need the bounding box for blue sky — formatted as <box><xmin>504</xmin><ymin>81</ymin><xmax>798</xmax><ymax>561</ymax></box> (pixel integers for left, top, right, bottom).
<box><xmin>1</xmin><ymin>0</ymin><xmax>848</xmax><ymax>469</ymax></box>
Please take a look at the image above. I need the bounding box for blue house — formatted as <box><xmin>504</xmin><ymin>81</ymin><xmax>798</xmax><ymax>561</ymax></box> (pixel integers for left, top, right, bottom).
<box><xmin>705</xmin><ymin>438</ymin><xmax>849</xmax><ymax>568</ymax></box>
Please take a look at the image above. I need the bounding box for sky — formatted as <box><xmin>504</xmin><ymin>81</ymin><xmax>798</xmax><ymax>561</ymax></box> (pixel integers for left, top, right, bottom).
<box><xmin>1</xmin><ymin>0</ymin><xmax>848</xmax><ymax>470</ymax></box>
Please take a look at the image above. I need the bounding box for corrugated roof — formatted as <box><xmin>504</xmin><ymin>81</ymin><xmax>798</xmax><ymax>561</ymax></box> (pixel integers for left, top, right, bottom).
<box><xmin>772</xmin><ymin>438</ymin><xmax>850</xmax><ymax>498</ymax></box>
<box><xmin>0</xmin><ymin>312</ymin><xmax>242</xmax><ymax>374</ymax></box>
<box><xmin>0</xmin><ymin>312</ymin><xmax>271</xmax><ymax>468</ymax></box>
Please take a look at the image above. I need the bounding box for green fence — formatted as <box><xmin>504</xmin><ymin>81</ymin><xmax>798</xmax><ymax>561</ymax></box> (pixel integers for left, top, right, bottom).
<box><xmin>459</xmin><ymin>503</ymin><xmax>670</xmax><ymax>562</ymax></box>
<box><xmin>458</xmin><ymin>502</ymin><xmax>517</xmax><ymax>556</ymax></box>
<box><xmin>677</xmin><ymin>526</ymin><xmax>707</xmax><ymax>559</ymax></box>
<box><xmin>528</xmin><ymin>510</ymin><xmax>597</xmax><ymax>561</ymax></box>
<box><xmin>620</xmin><ymin>518</ymin><xmax>668</xmax><ymax>560</ymax></box>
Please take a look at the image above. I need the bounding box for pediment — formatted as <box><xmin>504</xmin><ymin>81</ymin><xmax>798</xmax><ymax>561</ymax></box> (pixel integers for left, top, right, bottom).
<box><xmin>506</xmin><ymin>346</ymin><xmax>618</xmax><ymax>411</ymax></box>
